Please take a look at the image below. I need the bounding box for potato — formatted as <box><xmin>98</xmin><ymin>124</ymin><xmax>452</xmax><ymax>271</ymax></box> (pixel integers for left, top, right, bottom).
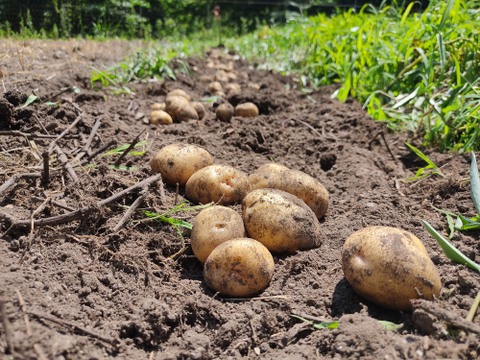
<box><xmin>167</xmin><ymin>89</ymin><xmax>191</xmax><ymax>101</ymax></box>
<box><xmin>208</xmin><ymin>81</ymin><xmax>224</xmax><ymax>95</ymax></box>
<box><xmin>224</xmin><ymin>83</ymin><xmax>241</xmax><ymax>96</ymax></box>
<box><xmin>242</xmin><ymin>188</ymin><xmax>322</xmax><ymax>253</ymax></box>
<box><xmin>191</xmin><ymin>206</ymin><xmax>246</xmax><ymax>263</ymax></box>
<box><xmin>235</xmin><ymin>102</ymin><xmax>259</xmax><ymax>118</ymax></box>
<box><xmin>149</xmin><ymin>110</ymin><xmax>173</xmax><ymax>125</ymax></box>
<box><xmin>150</xmin><ymin>144</ymin><xmax>214</xmax><ymax>186</ymax></box>
<box><xmin>216</xmin><ymin>103</ymin><xmax>234</xmax><ymax>122</ymax></box>
<box><xmin>185</xmin><ymin>164</ymin><xmax>251</xmax><ymax>205</ymax></box>
<box><xmin>342</xmin><ymin>226</ymin><xmax>442</xmax><ymax>311</ymax></box>
<box><xmin>191</xmin><ymin>101</ymin><xmax>206</xmax><ymax>120</ymax></box>
<box><xmin>151</xmin><ymin>102</ymin><xmax>165</xmax><ymax>111</ymax></box>
<box><xmin>249</xmin><ymin>163</ymin><xmax>329</xmax><ymax>219</ymax></box>
<box><xmin>165</xmin><ymin>95</ymin><xmax>198</xmax><ymax>122</ymax></box>
<box><xmin>203</xmin><ymin>238</ymin><xmax>275</xmax><ymax>297</ymax></box>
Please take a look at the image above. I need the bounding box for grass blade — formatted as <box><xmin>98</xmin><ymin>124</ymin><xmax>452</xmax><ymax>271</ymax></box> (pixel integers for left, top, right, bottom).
<box><xmin>422</xmin><ymin>220</ymin><xmax>480</xmax><ymax>272</ymax></box>
<box><xmin>470</xmin><ymin>152</ymin><xmax>480</xmax><ymax>214</ymax></box>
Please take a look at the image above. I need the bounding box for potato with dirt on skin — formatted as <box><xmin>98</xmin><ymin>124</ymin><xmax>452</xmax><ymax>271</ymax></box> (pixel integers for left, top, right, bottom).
<box><xmin>150</xmin><ymin>143</ymin><xmax>214</xmax><ymax>186</ymax></box>
<box><xmin>216</xmin><ymin>103</ymin><xmax>234</xmax><ymax>122</ymax></box>
<box><xmin>242</xmin><ymin>188</ymin><xmax>322</xmax><ymax>253</ymax></box>
<box><xmin>151</xmin><ymin>102</ymin><xmax>165</xmax><ymax>111</ymax></box>
<box><xmin>191</xmin><ymin>206</ymin><xmax>246</xmax><ymax>263</ymax></box>
<box><xmin>167</xmin><ymin>88</ymin><xmax>191</xmax><ymax>101</ymax></box>
<box><xmin>235</xmin><ymin>102</ymin><xmax>259</xmax><ymax>118</ymax></box>
<box><xmin>165</xmin><ymin>95</ymin><xmax>198</xmax><ymax>122</ymax></box>
<box><xmin>342</xmin><ymin>226</ymin><xmax>442</xmax><ymax>311</ymax></box>
<box><xmin>191</xmin><ymin>101</ymin><xmax>206</xmax><ymax>120</ymax></box>
<box><xmin>149</xmin><ymin>110</ymin><xmax>172</xmax><ymax>125</ymax></box>
<box><xmin>249</xmin><ymin>163</ymin><xmax>329</xmax><ymax>219</ymax></box>
<box><xmin>203</xmin><ymin>238</ymin><xmax>275</xmax><ymax>297</ymax></box>
<box><xmin>185</xmin><ymin>164</ymin><xmax>251</xmax><ymax>205</ymax></box>
<box><xmin>208</xmin><ymin>81</ymin><xmax>224</xmax><ymax>95</ymax></box>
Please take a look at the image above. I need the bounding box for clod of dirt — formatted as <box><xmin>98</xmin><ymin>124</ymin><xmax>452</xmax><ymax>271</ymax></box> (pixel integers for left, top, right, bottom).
<box><xmin>0</xmin><ymin>97</ymin><xmax>14</xmax><ymax>128</ymax></box>
<box><xmin>3</xmin><ymin>89</ymin><xmax>27</xmax><ymax>107</ymax></box>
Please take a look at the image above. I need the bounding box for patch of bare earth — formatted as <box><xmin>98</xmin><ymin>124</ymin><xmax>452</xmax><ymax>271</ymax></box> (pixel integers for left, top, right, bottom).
<box><xmin>0</xmin><ymin>39</ymin><xmax>479</xmax><ymax>359</ymax></box>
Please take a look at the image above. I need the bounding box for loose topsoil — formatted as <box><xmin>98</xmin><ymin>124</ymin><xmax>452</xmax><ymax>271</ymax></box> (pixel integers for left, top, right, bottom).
<box><xmin>0</xmin><ymin>39</ymin><xmax>479</xmax><ymax>360</ymax></box>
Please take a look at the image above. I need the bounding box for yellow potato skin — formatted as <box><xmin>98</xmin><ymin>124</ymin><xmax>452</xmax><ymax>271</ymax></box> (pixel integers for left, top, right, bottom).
<box><xmin>342</xmin><ymin>226</ymin><xmax>442</xmax><ymax>311</ymax></box>
<box><xmin>242</xmin><ymin>188</ymin><xmax>322</xmax><ymax>253</ymax></box>
<box><xmin>203</xmin><ymin>238</ymin><xmax>275</xmax><ymax>297</ymax></box>
<box><xmin>165</xmin><ymin>95</ymin><xmax>198</xmax><ymax>122</ymax></box>
<box><xmin>249</xmin><ymin>163</ymin><xmax>329</xmax><ymax>219</ymax></box>
<box><xmin>185</xmin><ymin>164</ymin><xmax>251</xmax><ymax>205</ymax></box>
<box><xmin>150</xmin><ymin>144</ymin><xmax>214</xmax><ymax>186</ymax></box>
<box><xmin>234</xmin><ymin>102</ymin><xmax>259</xmax><ymax>117</ymax></box>
<box><xmin>191</xmin><ymin>206</ymin><xmax>246</xmax><ymax>263</ymax></box>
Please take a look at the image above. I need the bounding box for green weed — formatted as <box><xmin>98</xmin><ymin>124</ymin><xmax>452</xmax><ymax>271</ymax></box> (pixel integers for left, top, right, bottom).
<box><xmin>101</xmin><ymin>140</ymin><xmax>149</xmax><ymax>157</ymax></box>
<box><xmin>142</xmin><ymin>201</ymin><xmax>212</xmax><ymax>231</ymax></box>
<box><xmin>290</xmin><ymin>314</ymin><xmax>403</xmax><ymax>331</ymax></box>
<box><xmin>404</xmin><ymin>143</ymin><xmax>445</xmax><ymax>182</ymax></box>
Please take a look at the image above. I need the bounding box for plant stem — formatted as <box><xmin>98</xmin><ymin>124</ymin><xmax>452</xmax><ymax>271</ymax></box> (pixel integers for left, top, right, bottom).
<box><xmin>466</xmin><ymin>289</ymin><xmax>480</xmax><ymax>322</ymax></box>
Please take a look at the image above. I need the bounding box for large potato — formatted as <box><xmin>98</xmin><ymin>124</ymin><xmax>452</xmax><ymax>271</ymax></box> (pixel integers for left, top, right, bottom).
<box><xmin>191</xmin><ymin>206</ymin><xmax>246</xmax><ymax>263</ymax></box>
<box><xmin>185</xmin><ymin>164</ymin><xmax>251</xmax><ymax>205</ymax></box>
<box><xmin>150</xmin><ymin>144</ymin><xmax>214</xmax><ymax>186</ymax></box>
<box><xmin>165</xmin><ymin>95</ymin><xmax>198</xmax><ymax>122</ymax></box>
<box><xmin>249</xmin><ymin>163</ymin><xmax>329</xmax><ymax>219</ymax></box>
<box><xmin>203</xmin><ymin>238</ymin><xmax>275</xmax><ymax>297</ymax></box>
<box><xmin>342</xmin><ymin>226</ymin><xmax>442</xmax><ymax>311</ymax></box>
<box><xmin>242</xmin><ymin>188</ymin><xmax>322</xmax><ymax>253</ymax></box>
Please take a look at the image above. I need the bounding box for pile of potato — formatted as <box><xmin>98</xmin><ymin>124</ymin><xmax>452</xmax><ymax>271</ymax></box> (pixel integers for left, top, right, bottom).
<box><xmin>149</xmin><ymin>89</ymin><xmax>206</xmax><ymax>125</ymax></box>
<box><xmin>150</xmin><ymin>143</ymin><xmax>329</xmax><ymax>297</ymax></box>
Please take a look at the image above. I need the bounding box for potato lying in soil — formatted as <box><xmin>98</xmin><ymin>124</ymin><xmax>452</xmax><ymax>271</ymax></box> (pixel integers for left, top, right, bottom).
<box><xmin>185</xmin><ymin>164</ymin><xmax>251</xmax><ymax>205</ymax></box>
<box><xmin>203</xmin><ymin>238</ymin><xmax>275</xmax><ymax>297</ymax></box>
<box><xmin>235</xmin><ymin>102</ymin><xmax>259</xmax><ymax>118</ymax></box>
<box><xmin>151</xmin><ymin>102</ymin><xmax>165</xmax><ymax>111</ymax></box>
<box><xmin>342</xmin><ymin>226</ymin><xmax>442</xmax><ymax>311</ymax></box>
<box><xmin>249</xmin><ymin>163</ymin><xmax>329</xmax><ymax>219</ymax></box>
<box><xmin>149</xmin><ymin>110</ymin><xmax>173</xmax><ymax>125</ymax></box>
<box><xmin>191</xmin><ymin>101</ymin><xmax>206</xmax><ymax>120</ymax></box>
<box><xmin>150</xmin><ymin>143</ymin><xmax>214</xmax><ymax>186</ymax></box>
<box><xmin>191</xmin><ymin>206</ymin><xmax>246</xmax><ymax>263</ymax></box>
<box><xmin>216</xmin><ymin>103</ymin><xmax>234</xmax><ymax>122</ymax></box>
<box><xmin>242</xmin><ymin>188</ymin><xmax>322</xmax><ymax>253</ymax></box>
<box><xmin>165</xmin><ymin>95</ymin><xmax>198</xmax><ymax>122</ymax></box>
<box><xmin>167</xmin><ymin>88</ymin><xmax>191</xmax><ymax>101</ymax></box>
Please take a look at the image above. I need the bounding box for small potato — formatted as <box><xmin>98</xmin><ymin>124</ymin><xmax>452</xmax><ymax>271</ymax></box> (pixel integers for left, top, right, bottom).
<box><xmin>151</xmin><ymin>102</ymin><xmax>165</xmax><ymax>111</ymax></box>
<box><xmin>167</xmin><ymin>89</ymin><xmax>191</xmax><ymax>101</ymax></box>
<box><xmin>208</xmin><ymin>81</ymin><xmax>224</xmax><ymax>95</ymax></box>
<box><xmin>342</xmin><ymin>226</ymin><xmax>442</xmax><ymax>311</ymax></box>
<box><xmin>185</xmin><ymin>164</ymin><xmax>251</xmax><ymax>205</ymax></box>
<box><xmin>203</xmin><ymin>238</ymin><xmax>275</xmax><ymax>297</ymax></box>
<box><xmin>249</xmin><ymin>163</ymin><xmax>329</xmax><ymax>219</ymax></box>
<box><xmin>242</xmin><ymin>188</ymin><xmax>322</xmax><ymax>253</ymax></box>
<box><xmin>150</xmin><ymin>143</ymin><xmax>214</xmax><ymax>186</ymax></box>
<box><xmin>149</xmin><ymin>110</ymin><xmax>173</xmax><ymax>125</ymax></box>
<box><xmin>235</xmin><ymin>102</ymin><xmax>259</xmax><ymax>118</ymax></box>
<box><xmin>224</xmin><ymin>83</ymin><xmax>241</xmax><ymax>96</ymax></box>
<box><xmin>191</xmin><ymin>206</ymin><xmax>246</xmax><ymax>263</ymax></box>
<box><xmin>191</xmin><ymin>101</ymin><xmax>206</xmax><ymax>120</ymax></box>
<box><xmin>165</xmin><ymin>95</ymin><xmax>198</xmax><ymax>122</ymax></box>
<box><xmin>216</xmin><ymin>103</ymin><xmax>234</xmax><ymax>122</ymax></box>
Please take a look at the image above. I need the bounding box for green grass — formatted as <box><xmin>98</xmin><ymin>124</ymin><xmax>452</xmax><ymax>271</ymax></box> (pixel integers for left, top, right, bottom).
<box><xmin>224</xmin><ymin>0</ymin><xmax>480</xmax><ymax>152</ymax></box>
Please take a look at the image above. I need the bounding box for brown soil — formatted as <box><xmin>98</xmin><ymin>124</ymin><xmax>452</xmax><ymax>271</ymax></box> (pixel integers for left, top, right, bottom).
<box><xmin>0</xmin><ymin>39</ymin><xmax>479</xmax><ymax>360</ymax></box>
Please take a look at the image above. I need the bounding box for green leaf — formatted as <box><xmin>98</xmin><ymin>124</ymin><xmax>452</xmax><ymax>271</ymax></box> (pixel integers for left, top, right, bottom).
<box><xmin>422</xmin><ymin>220</ymin><xmax>480</xmax><ymax>272</ymax></box>
<box><xmin>101</xmin><ymin>140</ymin><xmax>148</xmax><ymax>157</ymax></box>
<box><xmin>378</xmin><ymin>320</ymin><xmax>404</xmax><ymax>332</ymax></box>
<box><xmin>290</xmin><ymin>315</ymin><xmax>339</xmax><ymax>330</ymax></box>
<box><xmin>108</xmin><ymin>164</ymin><xmax>137</xmax><ymax>171</ymax></box>
<box><xmin>470</xmin><ymin>152</ymin><xmax>480</xmax><ymax>214</ymax></box>
<box><xmin>16</xmin><ymin>94</ymin><xmax>38</xmax><ymax>109</ymax></box>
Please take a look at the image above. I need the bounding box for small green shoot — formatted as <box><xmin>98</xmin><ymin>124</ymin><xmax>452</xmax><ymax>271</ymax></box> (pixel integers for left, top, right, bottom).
<box><xmin>101</xmin><ymin>140</ymin><xmax>149</xmax><ymax>157</ymax></box>
<box><xmin>290</xmin><ymin>314</ymin><xmax>403</xmax><ymax>331</ymax></box>
<box><xmin>108</xmin><ymin>165</ymin><xmax>137</xmax><ymax>172</ymax></box>
<box><xmin>142</xmin><ymin>201</ymin><xmax>213</xmax><ymax>231</ymax></box>
<box><xmin>16</xmin><ymin>94</ymin><xmax>38</xmax><ymax>110</ymax></box>
<box><xmin>422</xmin><ymin>220</ymin><xmax>480</xmax><ymax>273</ymax></box>
<box><xmin>469</xmin><ymin>152</ymin><xmax>480</xmax><ymax>214</ymax></box>
<box><xmin>404</xmin><ymin>143</ymin><xmax>445</xmax><ymax>182</ymax></box>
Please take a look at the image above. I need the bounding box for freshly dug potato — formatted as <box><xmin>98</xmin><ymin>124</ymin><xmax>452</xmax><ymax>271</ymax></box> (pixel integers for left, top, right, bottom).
<box><xmin>342</xmin><ymin>226</ymin><xmax>442</xmax><ymax>311</ymax></box>
<box><xmin>191</xmin><ymin>101</ymin><xmax>206</xmax><ymax>120</ymax></box>
<box><xmin>151</xmin><ymin>102</ymin><xmax>165</xmax><ymax>111</ymax></box>
<box><xmin>216</xmin><ymin>103</ymin><xmax>234</xmax><ymax>122</ymax></box>
<box><xmin>150</xmin><ymin>143</ymin><xmax>214</xmax><ymax>186</ymax></box>
<box><xmin>249</xmin><ymin>163</ymin><xmax>329</xmax><ymax>219</ymax></box>
<box><xmin>191</xmin><ymin>206</ymin><xmax>246</xmax><ymax>263</ymax></box>
<box><xmin>242</xmin><ymin>188</ymin><xmax>322</xmax><ymax>253</ymax></box>
<box><xmin>208</xmin><ymin>81</ymin><xmax>224</xmax><ymax>95</ymax></box>
<box><xmin>149</xmin><ymin>110</ymin><xmax>173</xmax><ymax>125</ymax></box>
<box><xmin>185</xmin><ymin>164</ymin><xmax>251</xmax><ymax>205</ymax></box>
<box><xmin>165</xmin><ymin>95</ymin><xmax>198</xmax><ymax>122</ymax></box>
<box><xmin>203</xmin><ymin>238</ymin><xmax>275</xmax><ymax>297</ymax></box>
<box><xmin>167</xmin><ymin>88</ymin><xmax>191</xmax><ymax>101</ymax></box>
<box><xmin>235</xmin><ymin>102</ymin><xmax>259</xmax><ymax>118</ymax></box>
<box><xmin>224</xmin><ymin>83</ymin><xmax>241</xmax><ymax>96</ymax></box>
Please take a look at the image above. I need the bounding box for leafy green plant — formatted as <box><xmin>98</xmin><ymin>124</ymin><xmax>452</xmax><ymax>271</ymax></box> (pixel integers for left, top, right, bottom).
<box><xmin>404</xmin><ymin>143</ymin><xmax>445</xmax><ymax>182</ymax></box>
<box><xmin>142</xmin><ymin>201</ymin><xmax>212</xmax><ymax>231</ymax></box>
